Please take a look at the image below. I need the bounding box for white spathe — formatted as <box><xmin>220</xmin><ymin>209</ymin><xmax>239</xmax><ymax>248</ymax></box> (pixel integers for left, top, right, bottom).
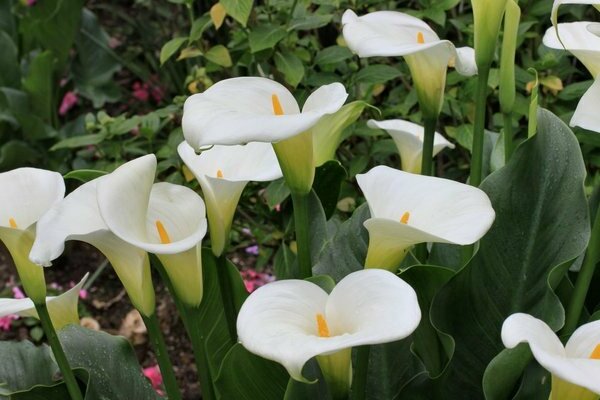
<box><xmin>96</xmin><ymin>154</ymin><xmax>208</xmax><ymax>306</ymax></box>
<box><xmin>178</xmin><ymin>141</ymin><xmax>282</xmax><ymax>256</ymax></box>
<box><xmin>181</xmin><ymin>77</ymin><xmax>348</xmax><ymax>150</ymax></box>
<box><xmin>341</xmin><ymin>10</ymin><xmax>476</xmax><ymax>118</ymax></box>
<box><xmin>543</xmin><ymin>22</ymin><xmax>600</xmax><ymax>77</ymax></box>
<box><xmin>29</xmin><ymin>177</ymin><xmax>155</xmax><ymax>317</ymax></box>
<box><xmin>502</xmin><ymin>313</ymin><xmax>600</xmax><ymax>399</ymax></box>
<box><xmin>356</xmin><ymin>166</ymin><xmax>495</xmax><ymax>271</ymax></box>
<box><xmin>237</xmin><ymin>269</ymin><xmax>421</xmax><ymax>382</ymax></box>
<box><xmin>0</xmin><ymin>168</ymin><xmax>65</xmax><ymax>303</ymax></box>
<box><xmin>367</xmin><ymin>119</ymin><xmax>455</xmax><ymax>174</ymax></box>
<box><xmin>551</xmin><ymin>0</ymin><xmax>600</xmax><ymax>25</ymax></box>
<box><xmin>0</xmin><ymin>273</ymin><xmax>88</xmax><ymax>329</ymax></box>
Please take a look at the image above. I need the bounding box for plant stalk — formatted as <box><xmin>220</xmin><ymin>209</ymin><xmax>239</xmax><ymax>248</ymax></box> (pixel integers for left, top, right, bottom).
<box><xmin>142</xmin><ymin>313</ymin><xmax>183</xmax><ymax>400</ymax></box>
<box><xmin>503</xmin><ymin>112</ymin><xmax>513</xmax><ymax>163</ymax></box>
<box><xmin>469</xmin><ymin>66</ymin><xmax>491</xmax><ymax>187</ymax></box>
<box><xmin>291</xmin><ymin>191</ymin><xmax>312</xmax><ymax>279</ymax></box>
<box><xmin>563</xmin><ymin>203</ymin><xmax>600</xmax><ymax>336</ymax></box>
<box><xmin>420</xmin><ymin>117</ymin><xmax>438</xmax><ymax>177</ymax></box>
<box><xmin>350</xmin><ymin>346</ymin><xmax>370</xmax><ymax>400</ymax></box>
<box><xmin>216</xmin><ymin>254</ymin><xmax>238</xmax><ymax>342</ymax></box>
<box><xmin>34</xmin><ymin>302</ymin><xmax>83</xmax><ymax>400</ymax></box>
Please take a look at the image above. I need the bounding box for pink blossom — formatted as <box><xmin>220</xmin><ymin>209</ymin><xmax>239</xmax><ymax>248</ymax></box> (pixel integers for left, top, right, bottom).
<box><xmin>79</xmin><ymin>289</ymin><xmax>89</xmax><ymax>300</ymax></box>
<box><xmin>150</xmin><ymin>86</ymin><xmax>164</xmax><ymax>103</ymax></box>
<box><xmin>59</xmin><ymin>91</ymin><xmax>78</xmax><ymax>116</ymax></box>
<box><xmin>132</xmin><ymin>82</ymin><xmax>150</xmax><ymax>102</ymax></box>
<box><xmin>274</xmin><ymin>204</ymin><xmax>281</xmax><ymax>212</ymax></box>
<box><xmin>240</xmin><ymin>269</ymin><xmax>275</xmax><ymax>293</ymax></box>
<box><xmin>0</xmin><ymin>315</ymin><xmax>17</xmax><ymax>331</ymax></box>
<box><xmin>143</xmin><ymin>364</ymin><xmax>164</xmax><ymax>396</ymax></box>
<box><xmin>12</xmin><ymin>286</ymin><xmax>25</xmax><ymax>299</ymax></box>
<box><xmin>245</xmin><ymin>245</ymin><xmax>259</xmax><ymax>256</ymax></box>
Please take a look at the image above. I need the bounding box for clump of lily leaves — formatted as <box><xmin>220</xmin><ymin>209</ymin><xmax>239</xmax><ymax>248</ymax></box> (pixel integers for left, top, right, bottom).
<box><xmin>1</xmin><ymin>0</ymin><xmax>600</xmax><ymax>399</ymax></box>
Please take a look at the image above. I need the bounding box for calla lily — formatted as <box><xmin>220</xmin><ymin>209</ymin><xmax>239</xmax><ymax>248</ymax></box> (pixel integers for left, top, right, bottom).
<box><xmin>178</xmin><ymin>141</ymin><xmax>282</xmax><ymax>257</ymax></box>
<box><xmin>182</xmin><ymin>77</ymin><xmax>347</xmax><ymax>194</ymax></box>
<box><xmin>96</xmin><ymin>155</ymin><xmax>208</xmax><ymax>307</ymax></box>
<box><xmin>502</xmin><ymin>313</ymin><xmax>600</xmax><ymax>400</ymax></box>
<box><xmin>551</xmin><ymin>0</ymin><xmax>600</xmax><ymax>26</ymax></box>
<box><xmin>237</xmin><ymin>269</ymin><xmax>421</xmax><ymax>398</ymax></box>
<box><xmin>342</xmin><ymin>10</ymin><xmax>477</xmax><ymax>119</ymax></box>
<box><xmin>543</xmin><ymin>22</ymin><xmax>600</xmax><ymax>132</ymax></box>
<box><xmin>356</xmin><ymin>166</ymin><xmax>495</xmax><ymax>271</ymax></box>
<box><xmin>0</xmin><ymin>168</ymin><xmax>65</xmax><ymax>303</ymax></box>
<box><xmin>29</xmin><ymin>177</ymin><xmax>156</xmax><ymax>317</ymax></box>
<box><xmin>0</xmin><ymin>273</ymin><xmax>88</xmax><ymax>330</ymax></box>
<box><xmin>367</xmin><ymin>119</ymin><xmax>455</xmax><ymax>174</ymax></box>
<box><xmin>471</xmin><ymin>0</ymin><xmax>508</xmax><ymax>67</ymax></box>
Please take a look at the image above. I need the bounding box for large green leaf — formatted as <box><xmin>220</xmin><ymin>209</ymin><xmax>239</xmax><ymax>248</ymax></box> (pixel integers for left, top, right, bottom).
<box><xmin>0</xmin><ymin>31</ymin><xmax>19</xmax><ymax>88</ymax></box>
<box><xmin>427</xmin><ymin>108</ymin><xmax>590</xmax><ymax>398</ymax></box>
<box><xmin>220</xmin><ymin>0</ymin><xmax>253</xmax><ymax>27</ymax></box>
<box><xmin>249</xmin><ymin>24</ymin><xmax>287</xmax><ymax>53</ymax></box>
<box><xmin>73</xmin><ymin>9</ymin><xmax>121</xmax><ymax>107</ymax></box>
<box><xmin>22</xmin><ymin>51</ymin><xmax>54</xmax><ymax>123</ymax></box>
<box><xmin>0</xmin><ymin>341</ymin><xmax>59</xmax><ymax>396</ymax></box>
<box><xmin>275</xmin><ymin>50</ymin><xmax>304</xmax><ymax>88</ymax></box>
<box><xmin>215</xmin><ymin>344</ymin><xmax>289</xmax><ymax>400</ymax></box>
<box><xmin>313</xmin><ymin>161</ymin><xmax>347</xmax><ymax>219</ymax></box>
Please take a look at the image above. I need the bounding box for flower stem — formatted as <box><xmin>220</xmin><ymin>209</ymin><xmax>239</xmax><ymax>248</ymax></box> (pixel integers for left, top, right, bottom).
<box><xmin>350</xmin><ymin>346</ymin><xmax>370</xmax><ymax>400</ymax></box>
<box><xmin>469</xmin><ymin>66</ymin><xmax>491</xmax><ymax>187</ymax></box>
<box><xmin>141</xmin><ymin>313</ymin><xmax>182</xmax><ymax>400</ymax></box>
<box><xmin>216</xmin><ymin>254</ymin><xmax>238</xmax><ymax>342</ymax></box>
<box><xmin>563</xmin><ymin>202</ymin><xmax>600</xmax><ymax>336</ymax></box>
<box><xmin>420</xmin><ymin>117</ymin><xmax>438</xmax><ymax>177</ymax></box>
<box><xmin>291</xmin><ymin>191</ymin><xmax>312</xmax><ymax>279</ymax></box>
<box><xmin>503</xmin><ymin>112</ymin><xmax>513</xmax><ymax>163</ymax></box>
<box><xmin>34</xmin><ymin>302</ymin><xmax>83</xmax><ymax>400</ymax></box>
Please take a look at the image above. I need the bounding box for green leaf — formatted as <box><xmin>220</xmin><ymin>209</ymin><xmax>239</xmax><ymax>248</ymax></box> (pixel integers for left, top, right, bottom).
<box><xmin>265</xmin><ymin>178</ymin><xmax>291</xmax><ymax>209</ymax></box>
<box><xmin>0</xmin><ymin>341</ymin><xmax>59</xmax><ymax>394</ymax></box>
<box><xmin>22</xmin><ymin>51</ymin><xmax>54</xmax><ymax>123</ymax></box>
<box><xmin>429</xmin><ymin>108</ymin><xmax>590</xmax><ymax>398</ymax></box>
<box><xmin>160</xmin><ymin>37</ymin><xmax>187</xmax><ymax>65</ymax></box>
<box><xmin>51</xmin><ymin>134</ymin><xmax>106</xmax><ymax>150</ymax></box>
<box><xmin>249</xmin><ymin>24</ymin><xmax>287</xmax><ymax>53</ymax></box>
<box><xmin>215</xmin><ymin>344</ymin><xmax>289</xmax><ymax>400</ymax></box>
<box><xmin>275</xmin><ymin>51</ymin><xmax>305</xmax><ymax>88</ymax></box>
<box><xmin>204</xmin><ymin>44</ymin><xmax>233</xmax><ymax>67</ymax></box>
<box><xmin>312</xmin><ymin>101</ymin><xmax>366</xmax><ymax>166</ymax></box>
<box><xmin>483</xmin><ymin>345</ymin><xmax>533</xmax><ymax>400</ymax></box>
<box><xmin>313</xmin><ymin>161</ymin><xmax>346</xmax><ymax>219</ymax></box>
<box><xmin>220</xmin><ymin>0</ymin><xmax>253</xmax><ymax>27</ymax></box>
<box><xmin>63</xmin><ymin>169</ymin><xmax>108</xmax><ymax>182</ymax></box>
<box><xmin>0</xmin><ymin>31</ymin><xmax>19</xmax><ymax>88</ymax></box>
<box><xmin>314</xmin><ymin>46</ymin><xmax>353</xmax><ymax>67</ymax></box>
<box><xmin>305</xmin><ymin>275</ymin><xmax>336</xmax><ymax>294</ymax></box>
<box><xmin>289</xmin><ymin>14</ymin><xmax>332</xmax><ymax>30</ymax></box>
<box><xmin>0</xmin><ymin>140</ymin><xmax>40</xmax><ymax>170</ymax></box>
<box><xmin>73</xmin><ymin>9</ymin><xmax>122</xmax><ymax>107</ymax></box>
<box><xmin>355</xmin><ymin>65</ymin><xmax>401</xmax><ymax>84</ymax></box>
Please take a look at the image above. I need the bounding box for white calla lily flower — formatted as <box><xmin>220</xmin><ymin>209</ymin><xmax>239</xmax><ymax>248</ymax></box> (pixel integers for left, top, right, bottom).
<box><xmin>178</xmin><ymin>141</ymin><xmax>282</xmax><ymax>257</ymax></box>
<box><xmin>342</xmin><ymin>10</ymin><xmax>477</xmax><ymax>118</ymax></box>
<box><xmin>551</xmin><ymin>0</ymin><xmax>600</xmax><ymax>25</ymax></box>
<box><xmin>29</xmin><ymin>177</ymin><xmax>155</xmax><ymax>317</ymax></box>
<box><xmin>0</xmin><ymin>168</ymin><xmax>65</xmax><ymax>303</ymax></box>
<box><xmin>502</xmin><ymin>313</ymin><xmax>600</xmax><ymax>400</ymax></box>
<box><xmin>237</xmin><ymin>269</ymin><xmax>421</xmax><ymax>393</ymax></box>
<box><xmin>356</xmin><ymin>166</ymin><xmax>495</xmax><ymax>271</ymax></box>
<box><xmin>0</xmin><ymin>273</ymin><xmax>88</xmax><ymax>329</ymax></box>
<box><xmin>571</xmin><ymin>78</ymin><xmax>600</xmax><ymax>131</ymax></box>
<box><xmin>96</xmin><ymin>155</ymin><xmax>208</xmax><ymax>307</ymax></box>
<box><xmin>182</xmin><ymin>77</ymin><xmax>347</xmax><ymax>194</ymax></box>
<box><xmin>367</xmin><ymin>119</ymin><xmax>455</xmax><ymax>174</ymax></box>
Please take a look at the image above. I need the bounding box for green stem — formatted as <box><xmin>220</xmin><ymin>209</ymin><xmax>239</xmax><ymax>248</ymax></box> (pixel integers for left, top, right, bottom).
<box><xmin>291</xmin><ymin>192</ymin><xmax>312</xmax><ymax>279</ymax></box>
<box><xmin>141</xmin><ymin>314</ymin><xmax>182</xmax><ymax>400</ymax></box>
<box><xmin>503</xmin><ymin>112</ymin><xmax>513</xmax><ymax>164</ymax></box>
<box><xmin>350</xmin><ymin>346</ymin><xmax>370</xmax><ymax>400</ymax></box>
<box><xmin>563</xmin><ymin>203</ymin><xmax>600</xmax><ymax>336</ymax></box>
<box><xmin>469</xmin><ymin>66</ymin><xmax>491</xmax><ymax>187</ymax></box>
<box><xmin>34</xmin><ymin>302</ymin><xmax>83</xmax><ymax>400</ymax></box>
<box><xmin>216</xmin><ymin>254</ymin><xmax>238</xmax><ymax>342</ymax></box>
<box><xmin>150</xmin><ymin>256</ymin><xmax>216</xmax><ymax>400</ymax></box>
<box><xmin>420</xmin><ymin>117</ymin><xmax>438</xmax><ymax>177</ymax></box>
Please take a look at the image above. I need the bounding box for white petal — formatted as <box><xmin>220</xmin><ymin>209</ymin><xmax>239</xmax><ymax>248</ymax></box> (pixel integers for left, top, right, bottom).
<box><xmin>367</xmin><ymin>119</ymin><xmax>454</xmax><ymax>174</ymax></box>
<box><xmin>552</xmin><ymin>0</ymin><xmax>600</xmax><ymax>25</ymax></box>
<box><xmin>301</xmin><ymin>83</ymin><xmax>348</xmax><ymax>115</ymax></box>
<box><xmin>543</xmin><ymin>23</ymin><xmax>600</xmax><ymax>77</ymax></box>
<box><xmin>0</xmin><ymin>273</ymin><xmax>88</xmax><ymax>329</ymax></box>
<box><xmin>182</xmin><ymin>77</ymin><xmax>342</xmax><ymax>149</ymax></box>
<box><xmin>565</xmin><ymin>319</ymin><xmax>600</xmax><ymax>358</ymax></box>
<box><xmin>452</xmin><ymin>47</ymin><xmax>478</xmax><ymax>76</ymax></box>
<box><xmin>98</xmin><ymin>155</ymin><xmax>207</xmax><ymax>255</ymax></box>
<box><xmin>237</xmin><ymin>279</ymin><xmax>330</xmax><ymax>381</ymax></box>
<box><xmin>0</xmin><ymin>168</ymin><xmax>64</xmax><ymax>230</ymax></box>
<box><xmin>30</xmin><ymin>179</ymin><xmax>155</xmax><ymax>316</ymax></box>
<box><xmin>571</xmin><ymin>78</ymin><xmax>600</xmax><ymax>133</ymax></box>
<box><xmin>356</xmin><ymin>166</ymin><xmax>495</xmax><ymax>245</ymax></box>
<box><xmin>177</xmin><ymin>141</ymin><xmax>282</xmax><ymax>182</ymax></box>
<box><xmin>502</xmin><ymin>313</ymin><xmax>600</xmax><ymax>395</ymax></box>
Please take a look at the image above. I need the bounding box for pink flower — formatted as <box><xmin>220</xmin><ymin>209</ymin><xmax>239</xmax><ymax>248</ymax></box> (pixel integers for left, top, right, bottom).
<box><xmin>12</xmin><ymin>286</ymin><xmax>25</xmax><ymax>299</ymax></box>
<box><xmin>132</xmin><ymin>82</ymin><xmax>150</xmax><ymax>102</ymax></box>
<box><xmin>79</xmin><ymin>289</ymin><xmax>89</xmax><ymax>300</ymax></box>
<box><xmin>59</xmin><ymin>91</ymin><xmax>78</xmax><ymax>116</ymax></box>
<box><xmin>274</xmin><ymin>204</ymin><xmax>281</xmax><ymax>212</ymax></box>
<box><xmin>245</xmin><ymin>245</ymin><xmax>259</xmax><ymax>256</ymax></box>
<box><xmin>240</xmin><ymin>269</ymin><xmax>275</xmax><ymax>293</ymax></box>
<box><xmin>143</xmin><ymin>365</ymin><xmax>164</xmax><ymax>395</ymax></box>
<box><xmin>150</xmin><ymin>86</ymin><xmax>164</xmax><ymax>103</ymax></box>
<box><xmin>0</xmin><ymin>315</ymin><xmax>17</xmax><ymax>331</ymax></box>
